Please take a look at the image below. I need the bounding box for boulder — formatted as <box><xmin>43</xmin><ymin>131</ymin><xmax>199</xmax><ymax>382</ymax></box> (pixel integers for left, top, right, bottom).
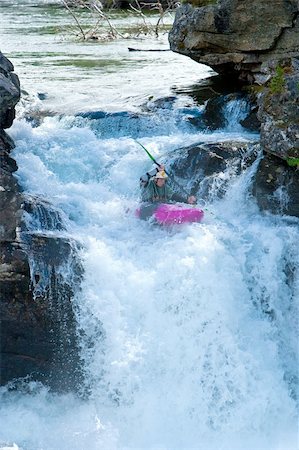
<box><xmin>252</xmin><ymin>153</ymin><xmax>299</xmax><ymax>217</ymax></box>
<box><xmin>169</xmin><ymin>0</ymin><xmax>299</xmax><ymax>82</ymax></box>
<box><xmin>1</xmin><ymin>233</ymin><xmax>84</xmax><ymax>392</ymax></box>
<box><xmin>194</xmin><ymin>92</ymin><xmax>260</xmax><ymax>132</ymax></box>
<box><xmin>168</xmin><ymin>140</ymin><xmax>259</xmax><ymax>199</ymax></box>
<box><xmin>169</xmin><ymin>140</ymin><xmax>298</xmax><ymax>217</ymax></box>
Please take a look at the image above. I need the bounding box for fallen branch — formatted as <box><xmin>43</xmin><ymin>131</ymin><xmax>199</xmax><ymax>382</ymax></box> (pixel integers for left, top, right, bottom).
<box><xmin>128</xmin><ymin>47</ymin><xmax>171</xmax><ymax>51</ymax></box>
<box><xmin>61</xmin><ymin>0</ymin><xmax>86</xmax><ymax>39</ymax></box>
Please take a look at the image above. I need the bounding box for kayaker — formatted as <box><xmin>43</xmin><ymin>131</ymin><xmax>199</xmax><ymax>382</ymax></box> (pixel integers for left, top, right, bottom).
<box><xmin>140</xmin><ymin>165</ymin><xmax>196</xmax><ymax>204</ymax></box>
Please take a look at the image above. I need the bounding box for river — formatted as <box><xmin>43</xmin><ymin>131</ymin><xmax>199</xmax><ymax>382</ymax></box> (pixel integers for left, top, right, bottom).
<box><xmin>0</xmin><ymin>1</ymin><xmax>298</xmax><ymax>450</ymax></box>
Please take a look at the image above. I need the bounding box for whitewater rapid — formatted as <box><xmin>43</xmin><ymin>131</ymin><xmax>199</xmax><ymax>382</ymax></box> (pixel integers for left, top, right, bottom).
<box><xmin>0</xmin><ymin>2</ymin><xmax>298</xmax><ymax>447</ymax></box>
<box><xmin>0</xmin><ymin>111</ymin><xmax>297</xmax><ymax>450</ymax></box>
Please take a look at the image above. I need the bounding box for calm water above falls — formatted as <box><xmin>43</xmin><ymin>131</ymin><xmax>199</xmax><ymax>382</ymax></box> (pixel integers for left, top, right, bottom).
<box><xmin>0</xmin><ymin>2</ymin><xmax>298</xmax><ymax>450</ymax></box>
<box><xmin>0</xmin><ymin>0</ymin><xmax>214</xmax><ymax>113</ymax></box>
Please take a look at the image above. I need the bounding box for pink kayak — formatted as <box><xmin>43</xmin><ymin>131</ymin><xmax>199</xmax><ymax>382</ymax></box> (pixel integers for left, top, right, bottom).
<box><xmin>136</xmin><ymin>203</ymin><xmax>204</xmax><ymax>225</ymax></box>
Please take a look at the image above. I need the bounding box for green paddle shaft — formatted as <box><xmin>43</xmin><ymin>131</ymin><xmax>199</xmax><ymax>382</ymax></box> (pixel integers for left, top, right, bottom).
<box><xmin>136</xmin><ymin>141</ymin><xmax>161</xmax><ymax>167</ymax></box>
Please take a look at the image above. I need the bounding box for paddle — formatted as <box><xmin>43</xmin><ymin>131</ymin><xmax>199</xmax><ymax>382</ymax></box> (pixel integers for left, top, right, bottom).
<box><xmin>136</xmin><ymin>141</ymin><xmax>191</xmax><ymax>198</ymax></box>
<box><xmin>135</xmin><ymin>141</ymin><xmax>216</xmax><ymax>218</ymax></box>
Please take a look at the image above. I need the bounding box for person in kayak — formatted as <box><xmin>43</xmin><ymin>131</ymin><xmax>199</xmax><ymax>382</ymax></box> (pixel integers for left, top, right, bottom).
<box><xmin>140</xmin><ymin>165</ymin><xmax>196</xmax><ymax>204</ymax></box>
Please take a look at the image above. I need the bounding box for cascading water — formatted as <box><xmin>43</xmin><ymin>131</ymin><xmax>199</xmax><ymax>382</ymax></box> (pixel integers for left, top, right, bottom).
<box><xmin>0</xmin><ymin>107</ymin><xmax>297</xmax><ymax>450</ymax></box>
<box><xmin>0</xmin><ymin>2</ymin><xmax>298</xmax><ymax>449</ymax></box>
<box><xmin>222</xmin><ymin>96</ymin><xmax>251</xmax><ymax>132</ymax></box>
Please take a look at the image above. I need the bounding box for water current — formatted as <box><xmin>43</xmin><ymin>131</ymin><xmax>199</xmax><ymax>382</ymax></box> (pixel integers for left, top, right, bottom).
<box><xmin>0</xmin><ymin>1</ymin><xmax>298</xmax><ymax>449</ymax></box>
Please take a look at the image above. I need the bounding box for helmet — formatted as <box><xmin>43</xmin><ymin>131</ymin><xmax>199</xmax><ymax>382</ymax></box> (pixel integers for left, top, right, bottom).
<box><xmin>155</xmin><ymin>170</ymin><xmax>168</xmax><ymax>179</ymax></box>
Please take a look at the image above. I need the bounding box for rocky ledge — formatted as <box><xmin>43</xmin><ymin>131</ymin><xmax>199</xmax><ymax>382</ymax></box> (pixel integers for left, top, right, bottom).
<box><xmin>169</xmin><ymin>0</ymin><xmax>298</xmax><ymax>82</ymax></box>
<box><xmin>0</xmin><ymin>51</ymin><xmax>83</xmax><ymax>392</ymax></box>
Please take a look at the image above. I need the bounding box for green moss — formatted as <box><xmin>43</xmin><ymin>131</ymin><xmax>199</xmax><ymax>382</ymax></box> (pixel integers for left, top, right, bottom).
<box><xmin>245</xmin><ymin>84</ymin><xmax>265</xmax><ymax>95</ymax></box>
<box><xmin>275</xmin><ymin>120</ymin><xmax>288</xmax><ymax>130</ymax></box>
<box><xmin>269</xmin><ymin>65</ymin><xmax>286</xmax><ymax>95</ymax></box>
<box><xmin>286</xmin><ymin>157</ymin><xmax>299</xmax><ymax>167</ymax></box>
<box><xmin>181</xmin><ymin>0</ymin><xmax>217</xmax><ymax>6</ymax></box>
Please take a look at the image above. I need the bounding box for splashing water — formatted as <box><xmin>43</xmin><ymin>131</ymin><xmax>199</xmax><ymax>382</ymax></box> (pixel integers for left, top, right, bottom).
<box><xmin>0</xmin><ymin>2</ymin><xmax>298</xmax><ymax>448</ymax></box>
<box><xmin>0</xmin><ymin>110</ymin><xmax>297</xmax><ymax>450</ymax></box>
<box><xmin>222</xmin><ymin>97</ymin><xmax>251</xmax><ymax>132</ymax></box>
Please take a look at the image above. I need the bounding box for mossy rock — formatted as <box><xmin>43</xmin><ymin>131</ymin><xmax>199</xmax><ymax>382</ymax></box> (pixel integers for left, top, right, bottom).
<box><xmin>269</xmin><ymin>66</ymin><xmax>286</xmax><ymax>95</ymax></box>
<box><xmin>286</xmin><ymin>148</ymin><xmax>299</xmax><ymax>167</ymax></box>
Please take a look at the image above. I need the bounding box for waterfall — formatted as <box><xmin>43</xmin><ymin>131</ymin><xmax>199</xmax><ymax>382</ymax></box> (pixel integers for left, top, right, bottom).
<box><xmin>222</xmin><ymin>97</ymin><xmax>251</xmax><ymax>132</ymax></box>
<box><xmin>0</xmin><ymin>2</ymin><xmax>297</xmax><ymax>446</ymax></box>
<box><xmin>0</xmin><ymin>112</ymin><xmax>296</xmax><ymax>450</ymax></box>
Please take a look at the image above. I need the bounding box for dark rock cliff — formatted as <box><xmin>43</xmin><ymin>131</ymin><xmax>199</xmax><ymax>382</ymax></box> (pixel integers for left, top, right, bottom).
<box><xmin>169</xmin><ymin>0</ymin><xmax>299</xmax><ymax>217</ymax></box>
<box><xmin>0</xmin><ymin>51</ymin><xmax>83</xmax><ymax>392</ymax></box>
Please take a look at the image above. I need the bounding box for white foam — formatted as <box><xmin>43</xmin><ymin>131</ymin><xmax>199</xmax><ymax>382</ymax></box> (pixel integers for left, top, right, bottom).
<box><xmin>2</xmin><ymin>115</ymin><xmax>297</xmax><ymax>450</ymax></box>
<box><xmin>1</xmin><ymin>1</ymin><xmax>297</xmax><ymax>447</ymax></box>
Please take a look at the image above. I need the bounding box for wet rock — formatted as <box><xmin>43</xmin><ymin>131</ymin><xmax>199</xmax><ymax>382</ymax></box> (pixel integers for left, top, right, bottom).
<box><xmin>22</xmin><ymin>195</ymin><xmax>66</xmax><ymax>232</ymax></box>
<box><xmin>0</xmin><ymin>133</ymin><xmax>21</xmax><ymax>242</ymax></box>
<box><xmin>0</xmin><ymin>189</ymin><xmax>84</xmax><ymax>391</ymax></box>
<box><xmin>195</xmin><ymin>95</ymin><xmax>227</xmax><ymax>129</ymax></box>
<box><xmin>239</xmin><ymin>106</ymin><xmax>260</xmax><ymax>132</ymax></box>
<box><xmin>0</xmin><ymin>51</ymin><xmax>20</xmax><ymax>129</ymax></box>
<box><xmin>252</xmin><ymin>153</ymin><xmax>299</xmax><ymax>217</ymax></box>
<box><xmin>1</xmin><ymin>234</ymin><xmax>84</xmax><ymax>392</ymax></box>
<box><xmin>195</xmin><ymin>92</ymin><xmax>259</xmax><ymax>131</ymax></box>
<box><xmin>168</xmin><ymin>140</ymin><xmax>259</xmax><ymax>200</ymax></box>
<box><xmin>0</xmin><ymin>52</ymin><xmax>84</xmax><ymax>393</ymax></box>
<box><xmin>169</xmin><ymin>140</ymin><xmax>298</xmax><ymax>217</ymax></box>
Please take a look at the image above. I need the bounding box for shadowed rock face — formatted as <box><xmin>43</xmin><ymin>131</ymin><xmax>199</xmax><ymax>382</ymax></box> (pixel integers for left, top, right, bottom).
<box><xmin>252</xmin><ymin>153</ymin><xmax>299</xmax><ymax>217</ymax></box>
<box><xmin>169</xmin><ymin>0</ymin><xmax>298</xmax><ymax>81</ymax></box>
<box><xmin>0</xmin><ymin>52</ymin><xmax>84</xmax><ymax>392</ymax></box>
<box><xmin>1</xmin><ymin>232</ymin><xmax>84</xmax><ymax>392</ymax></box>
<box><xmin>0</xmin><ymin>52</ymin><xmax>20</xmax><ymax>129</ymax></box>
